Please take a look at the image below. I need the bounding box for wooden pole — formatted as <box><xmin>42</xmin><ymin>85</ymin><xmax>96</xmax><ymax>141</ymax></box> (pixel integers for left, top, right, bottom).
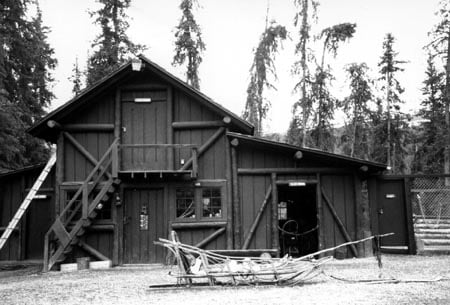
<box><xmin>354</xmin><ymin>173</ymin><xmax>365</xmax><ymax>257</ymax></box>
<box><xmin>225</xmin><ymin>135</ymin><xmax>233</xmax><ymax>249</ymax></box>
<box><xmin>56</xmin><ymin>133</ymin><xmax>64</xmax><ymax>216</ymax></box>
<box><xmin>321</xmin><ymin>187</ymin><xmax>358</xmax><ymax>257</ymax></box>
<box><xmin>242</xmin><ymin>185</ymin><xmax>272</xmax><ymax>250</ymax></box>
<box><xmin>238</xmin><ymin>168</ymin><xmax>354</xmax><ymax>175</ymax></box>
<box><xmin>59</xmin><ymin>124</ymin><xmax>114</xmax><ymax>132</ymax></box>
<box><xmin>114</xmin><ymin>88</ymin><xmax>121</xmax><ymax>139</ymax></box>
<box><xmin>404</xmin><ymin>177</ymin><xmax>416</xmax><ymax>254</ymax></box>
<box><xmin>78</xmin><ymin>240</ymin><xmax>110</xmax><ymax>261</ymax></box>
<box><xmin>316</xmin><ymin>173</ymin><xmax>324</xmax><ymax>253</ymax></box>
<box><xmin>167</xmin><ymin>86</ymin><xmax>174</xmax><ymax>170</ymax></box>
<box><xmin>195</xmin><ymin>227</ymin><xmax>226</xmax><ymax>248</ymax></box>
<box><xmin>230</xmin><ymin>139</ymin><xmax>241</xmax><ymax>248</ymax></box>
<box><xmin>271</xmin><ymin>173</ymin><xmax>279</xmax><ymax>253</ymax></box>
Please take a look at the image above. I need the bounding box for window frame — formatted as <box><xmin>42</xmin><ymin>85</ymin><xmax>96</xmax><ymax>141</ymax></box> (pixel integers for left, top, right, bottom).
<box><xmin>173</xmin><ymin>180</ymin><xmax>227</xmax><ymax>222</ymax></box>
<box><xmin>60</xmin><ymin>183</ymin><xmax>113</xmax><ymax>222</ymax></box>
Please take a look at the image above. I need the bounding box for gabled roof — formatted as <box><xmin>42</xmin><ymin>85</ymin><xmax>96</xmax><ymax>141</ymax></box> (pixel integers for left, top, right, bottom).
<box><xmin>28</xmin><ymin>55</ymin><xmax>254</xmax><ymax>142</ymax></box>
<box><xmin>227</xmin><ymin>132</ymin><xmax>387</xmax><ymax>173</ymax></box>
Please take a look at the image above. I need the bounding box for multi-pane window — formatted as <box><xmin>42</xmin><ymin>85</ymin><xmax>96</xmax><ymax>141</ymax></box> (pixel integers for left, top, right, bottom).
<box><xmin>202</xmin><ymin>188</ymin><xmax>222</xmax><ymax>218</ymax></box>
<box><xmin>175</xmin><ymin>184</ymin><xmax>224</xmax><ymax>220</ymax></box>
<box><xmin>64</xmin><ymin>188</ymin><xmax>111</xmax><ymax>221</ymax></box>
<box><xmin>176</xmin><ymin>188</ymin><xmax>195</xmax><ymax>218</ymax></box>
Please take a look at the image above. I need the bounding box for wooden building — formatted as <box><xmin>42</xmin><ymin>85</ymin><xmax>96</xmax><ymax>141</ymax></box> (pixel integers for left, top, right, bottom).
<box><xmin>1</xmin><ymin>56</ymin><xmax>386</xmax><ymax>269</ymax></box>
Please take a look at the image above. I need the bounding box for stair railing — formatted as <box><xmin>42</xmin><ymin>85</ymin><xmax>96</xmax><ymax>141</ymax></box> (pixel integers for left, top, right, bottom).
<box><xmin>43</xmin><ymin>138</ymin><xmax>119</xmax><ymax>271</ymax></box>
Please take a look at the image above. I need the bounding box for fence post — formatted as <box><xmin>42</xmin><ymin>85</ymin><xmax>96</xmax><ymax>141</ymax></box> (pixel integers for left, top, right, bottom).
<box><xmin>404</xmin><ymin>177</ymin><xmax>416</xmax><ymax>254</ymax></box>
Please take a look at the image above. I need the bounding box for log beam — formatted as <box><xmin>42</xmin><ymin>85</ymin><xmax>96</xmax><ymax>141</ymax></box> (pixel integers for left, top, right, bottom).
<box><xmin>271</xmin><ymin>173</ymin><xmax>279</xmax><ymax>252</ymax></box>
<box><xmin>231</xmin><ymin>141</ymin><xmax>241</xmax><ymax>248</ymax></box>
<box><xmin>242</xmin><ymin>185</ymin><xmax>272</xmax><ymax>250</ymax></box>
<box><xmin>179</xmin><ymin>127</ymin><xmax>225</xmax><ymax>171</ymax></box>
<box><xmin>321</xmin><ymin>187</ymin><xmax>358</xmax><ymax>257</ymax></box>
<box><xmin>171</xmin><ymin>221</ymin><xmax>226</xmax><ymax>230</ymax></box>
<box><xmin>195</xmin><ymin>227</ymin><xmax>226</xmax><ymax>248</ymax></box>
<box><xmin>238</xmin><ymin>168</ymin><xmax>353</xmax><ymax>175</ymax></box>
<box><xmin>78</xmin><ymin>240</ymin><xmax>110</xmax><ymax>261</ymax></box>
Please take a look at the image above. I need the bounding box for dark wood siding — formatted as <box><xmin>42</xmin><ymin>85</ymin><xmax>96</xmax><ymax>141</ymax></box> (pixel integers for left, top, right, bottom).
<box><xmin>0</xmin><ymin>168</ymin><xmax>54</xmax><ymax>261</ymax></box>
<box><xmin>62</xmin><ymin>93</ymin><xmax>115</xmax><ymax>182</ymax></box>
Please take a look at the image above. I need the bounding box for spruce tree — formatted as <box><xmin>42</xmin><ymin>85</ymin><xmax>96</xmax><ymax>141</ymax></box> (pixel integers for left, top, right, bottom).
<box><xmin>428</xmin><ymin>0</ymin><xmax>450</xmax><ymax>176</ymax></box>
<box><xmin>288</xmin><ymin>0</ymin><xmax>318</xmax><ymax>147</ymax></box>
<box><xmin>0</xmin><ymin>0</ymin><xmax>56</xmax><ymax>171</ymax></box>
<box><xmin>69</xmin><ymin>57</ymin><xmax>83</xmax><ymax>96</ymax></box>
<box><xmin>376</xmin><ymin>33</ymin><xmax>407</xmax><ymax>172</ymax></box>
<box><xmin>86</xmin><ymin>0</ymin><xmax>145</xmax><ymax>86</ymax></box>
<box><xmin>173</xmin><ymin>0</ymin><xmax>205</xmax><ymax>89</ymax></box>
<box><xmin>414</xmin><ymin>54</ymin><xmax>445</xmax><ymax>173</ymax></box>
<box><xmin>340</xmin><ymin>63</ymin><xmax>373</xmax><ymax>159</ymax></box>
<box><xmin>243</xmin><ymin>18</ymin><xmax>287</xmax><ymax>136</ymax></box>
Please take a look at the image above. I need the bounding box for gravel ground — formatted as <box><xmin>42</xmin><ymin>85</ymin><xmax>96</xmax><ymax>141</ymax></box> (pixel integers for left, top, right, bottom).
<box><xmin>0</xmin><ymin>255</ymin><xmax>449</xmax><ymax>305</ymax></box>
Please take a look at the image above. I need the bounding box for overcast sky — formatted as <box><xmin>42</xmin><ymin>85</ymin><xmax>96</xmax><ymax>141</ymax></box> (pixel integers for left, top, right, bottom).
<box><xmin>40</xmin><ymin>0</ymin><xmax>441</xmax><ymax>133</ymax></box>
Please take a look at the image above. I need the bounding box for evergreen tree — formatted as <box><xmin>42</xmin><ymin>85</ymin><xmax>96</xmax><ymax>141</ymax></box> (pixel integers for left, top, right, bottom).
<box><xmin>311</xmin><ymin>22</ymin><xmax>356</xmax><ymax>151</ymax></box>
<box><xmin>288</xmin><ymin>0</ymin><xmax>318</xmax><ymax>147</ymax></box>
<box><xmin>413</xmin><ymin>54</ymin><xmax>445</xmax><ymax>173</ymax></box>
<box><xmin>86</xmin><ymin>0</ymin><xmax>145</xmax><ymax>86</ymax></box>
<box><xmin>0</xmin><ymin>0</ymin><xmax>56</xmax><ymax>171</ymax></box>
<box><xmin>376</xmin><ymin>33</ymin><xmax>407</xmax><ymax>172</ymax></box>
<box><xmin>173</xmin><ymin>0</ymin><xmax>205</xmax><ymax>89</ymax></box>
<box><xmin>340</xmin><ymin>63</ymin><xmax>373</xmax><ymax>159</ymax></box>
<box><xmin>243</xmin><ymin>18</ymin><xmax>287</xmax><ymax>136</ymax></box>
<box><xmin>428</xmin><ymin>0</ymin><xmax>450</xmax><ymax>176</ymax></box>
<box><xmin>69</xmin><ymin>57</ymin><xmax>83</xmax><ymax>96</ymax></box>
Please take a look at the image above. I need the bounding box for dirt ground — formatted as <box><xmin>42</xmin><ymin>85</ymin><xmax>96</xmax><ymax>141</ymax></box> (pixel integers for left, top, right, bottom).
<box><xmin>0</xmin><ymin>255</ymin><xmax>449</xmax><ymax>305</ymax></box>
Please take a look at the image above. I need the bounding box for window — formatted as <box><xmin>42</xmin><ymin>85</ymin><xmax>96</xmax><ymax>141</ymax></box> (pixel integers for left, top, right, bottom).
<box><xmin>175</xmin><ymin>182</ymin><xmax>225</xmax><ymax>220</ymax></box>
<box><xmin>176</xmin><ymin>188</ymin><xmax>195</xmax><ymax>218</ymax></box>
<box><xmin>202</xmin><ymin>188</ymin><xmax>222</xmax><ymax>218</ymax></box>
<box><xmin>63</xmin><ymin>187</ymin><xmax>111</xmax><ymax>221</ymax></box>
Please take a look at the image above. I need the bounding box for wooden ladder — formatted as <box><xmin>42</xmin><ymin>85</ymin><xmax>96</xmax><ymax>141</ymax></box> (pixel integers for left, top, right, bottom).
<box><xmin>43</xmin><ymin>139</ymin><xmax>120</xmax><ymax>272</ymax></box>
<box><xmin>0</xmin><ymin>149</ymin><xmax>57</xmax><ymax>251</ymax></box>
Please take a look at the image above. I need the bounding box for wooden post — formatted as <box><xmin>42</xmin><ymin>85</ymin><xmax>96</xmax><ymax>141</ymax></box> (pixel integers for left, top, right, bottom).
<box><xmin>316</xmin><ymin>173</ymin><xmax>324</xmax><ymax>253</ymax></box>
<box><xmin>78</xmin><ymin>240</ymin><xmax>110</xmax><ymax>261</ymax></box>
<box><xmin>43</xmin><ymin>233</ymin><xmax>49</xmax><ymax>272</ymax></box>
<box><xmin>112</xmin><ymin>141</ymin><xmax>118</xmax><ymax>177</ymax></box>
<box><xmin>404</xmin><ymin>177</ymin><xmax>416</xmax><ymax>254</ymax></box>
<box><xmin>56</xmin><ymin>133</ymin><xmax>64</xmax><ymax>216</ymax></box>
<box><xmin>225</xmin><ymin>136</ymin><xmax>233</xmax><ymax>250</ymax></box>
<box><xmin>19</xmin><ymin>175</ymin><xmax>26</xmax><ymax>260</ymax></box>
<box><xmin>230</xmin><ymin>139</ymin><xmax>241</xmax><ymax>249</ymax></box>
<box><xmin>271</xmin><ymin>173</ymin><xmax>279</xmax><ymax>253</ymax></box>
<box><xmin>82</xmin><ymin>183</ymin><xmax>88</xmax><ymax>221</ymax></box>
<box><xmin>354</xmin><ymin>173</ymin><xmax>365</xmax><ymax>257</ymax></box>
<box><xmin>242</xmin><ymin>185</ymin><xmax>272</xmax><ymax>250</ymax></box>
<box><xmin>167</xmin><ymin>87</ymin><xmax>174</xmax><ymax>170</ymax></box>
<box><xmin>191</xmin><ymin>147</ymin><xmax>198</xmax><ymax>178</ymax></box>
<box><xmin>114</xmin><ymin>88</ymin><xmax>121</xmax><ymax>139</ymax></box>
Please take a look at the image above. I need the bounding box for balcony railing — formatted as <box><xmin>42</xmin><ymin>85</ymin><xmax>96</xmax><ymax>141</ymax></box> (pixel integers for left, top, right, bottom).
<box><xmin>118</xmin><ymin>143</ymin><xmax>198</xmax><ymax>177</ymax></box>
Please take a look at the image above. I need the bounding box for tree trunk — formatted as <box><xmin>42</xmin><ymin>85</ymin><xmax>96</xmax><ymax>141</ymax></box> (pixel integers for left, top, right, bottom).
<box><xmin>445</xmin><ymin>31</ymin><xmax>450</xmax><ymax>183</ymax></box>
<box><xmin>300</xmin><ymin>0</ymin><xmax>309</xmax><ymax>148</ymax></box>
<box><xmin>386</xmin><ymin>71</ymin><xmax>392</xmax><ymax>171</ymax></box>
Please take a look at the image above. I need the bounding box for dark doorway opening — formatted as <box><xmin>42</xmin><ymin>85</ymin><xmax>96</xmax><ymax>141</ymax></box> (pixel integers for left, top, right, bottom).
<box><xmin>278</xmin><ymin>184</ymin><xmax>318</xmax><ymax>257</ymax></box>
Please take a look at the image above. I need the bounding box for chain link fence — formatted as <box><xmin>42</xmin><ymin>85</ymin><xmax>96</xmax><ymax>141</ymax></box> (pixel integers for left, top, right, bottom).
<box><xmin>411</xmin><ymin>176</ymin><xmax>450</xmax><ymax>221</ymax></box>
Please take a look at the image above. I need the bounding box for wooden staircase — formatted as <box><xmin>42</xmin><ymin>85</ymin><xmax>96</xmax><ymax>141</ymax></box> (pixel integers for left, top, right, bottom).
<box><xmin>43</xmin><ymin>139</ymin><xmax>120</xmax><ymax>272</ymax></box>
<box><xmin>415</xmin><ymin>218</ymin><xmax>450</xmax><ymax>255</ymax></box>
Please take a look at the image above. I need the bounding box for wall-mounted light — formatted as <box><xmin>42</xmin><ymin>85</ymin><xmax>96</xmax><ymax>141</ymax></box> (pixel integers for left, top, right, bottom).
<box><xmin>288</xmin><ymin>181</ymin><xmax>306</xmax><ymax>187</ymax></box>
<box><xmin>131</xmin><ymin>58</ymin><xmax>143</xmax><ymax>71</ymax></box>
<box><xmin>134</xmin><ymin>97</ymin><xmax>151</xmax><ymax>103</ymax></box>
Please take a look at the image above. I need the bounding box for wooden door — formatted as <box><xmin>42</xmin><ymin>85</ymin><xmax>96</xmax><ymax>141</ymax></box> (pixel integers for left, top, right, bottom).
<box><xmin>26</xmin><ymin>192</ymin><xmax>53</xmax><ymax>259</ymax></box>
<box><xmin>123</xmin><ymin>188</ymin><xmax>166</xmax><ymax>264</ymax></box>
<box><xmin>377</xmin><ymin>179</ymin><xmax>408</xmax><ymax>250</ymax></box>
<box><xmin>121</xmin><ymin>90</ymin><xmax>167</xmax><ymax>171</ymax></box>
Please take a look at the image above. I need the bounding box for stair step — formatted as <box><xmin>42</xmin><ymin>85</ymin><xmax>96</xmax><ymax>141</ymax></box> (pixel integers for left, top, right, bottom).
<box><xmin>63</xmin><ymin>246</ymin><xmax>73</xmax><ymax>254</ymax></box>
<box><xmin>423</xmin><ymin>239</ymin><xmax>450</xmax><ymax>246</ymax></box>
<box><xmin>414</xmin><ymin>223</ymin><xmax>450</xmax><ymax>229</ymax></box>
<box><xmin>418</xmin><ymin>246</ymin><xmax>450</xmax><ymax>255</ymax></box>
<box><xmin>415</xmin><ymin>218</ymin><xmax>450</xmax><ymax>225</ymax></box>
<box><xmin>416</xmin><ymin>233</ymin><xmax>450</xmax><ymax>239</ymax></box>
<box><xmin>414</xmin><ymin>228</ymin><xmax>450</xmax><ymax>234</ymax></box>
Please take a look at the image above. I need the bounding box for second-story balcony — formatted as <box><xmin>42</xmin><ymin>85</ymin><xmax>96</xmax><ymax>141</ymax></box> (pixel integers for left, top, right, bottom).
<box><xmin>116</xmin><ymin>143</ymin><xmax>198</xmax><ymax>178</ymax></box>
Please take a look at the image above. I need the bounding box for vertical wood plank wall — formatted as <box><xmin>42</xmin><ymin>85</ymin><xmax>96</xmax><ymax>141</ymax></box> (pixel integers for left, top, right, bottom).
<box><xmin>0</xmin><ymin>168</ymin><xmax>54</xmax><ymax>260</ymax></box>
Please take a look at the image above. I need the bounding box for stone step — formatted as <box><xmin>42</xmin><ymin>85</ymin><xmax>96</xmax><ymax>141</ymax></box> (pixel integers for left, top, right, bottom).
<box><xmin>416</xmin><ymin>233</ymin><xmax>450</xmax><ymax>239</ymax></box>
<box><xmin>417</xmin><ymin>246</ymin><xmax>450</xmax><ymax>256</ymax></box>
<box><xmin>414</xmin><ymin>223</ymin><xmax>450</xmax><ymax>229</ymax></box>
<box><xmin>414</xmin><ymin>228</ymin><xmax>450</xmax><ymax>234</ymax></box>
<box><xmin>423</xmin><ymin>238</ymin><xmax>450</xmax><ymax>246</ymax></box>
<box><xmin>415</xmin><ymin>218</ymin><xmax>450</xmax><ymax>225</ymax></box>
